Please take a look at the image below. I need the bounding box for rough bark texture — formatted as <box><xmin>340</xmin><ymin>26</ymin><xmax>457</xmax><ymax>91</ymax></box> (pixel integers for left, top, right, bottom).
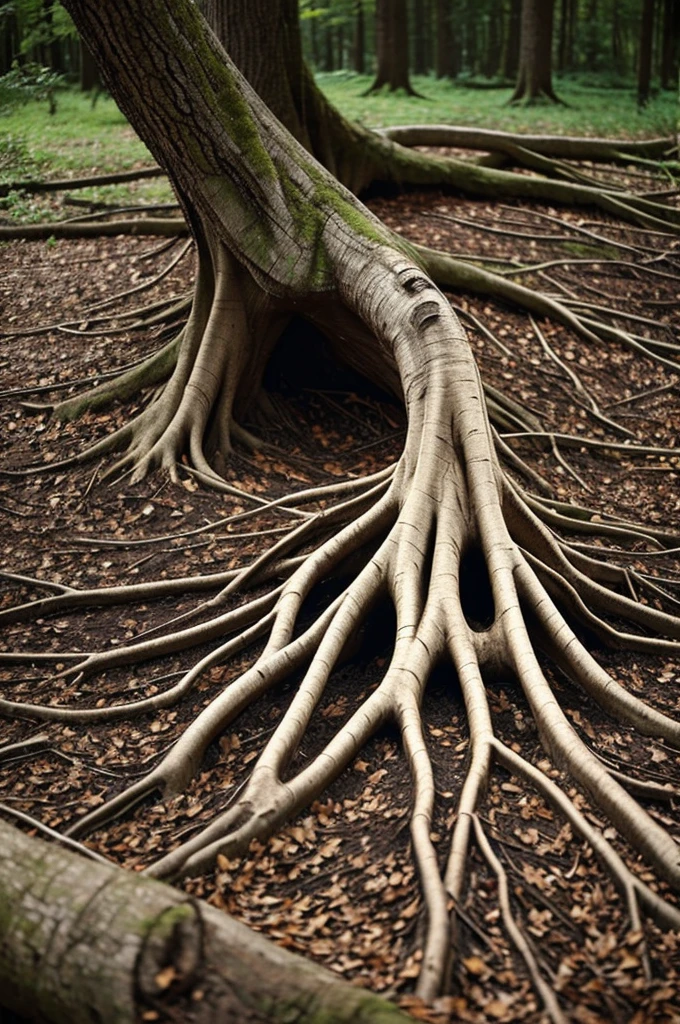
<box><xmin>660</xmin><ymin>0</ymin><xmax>680</xmax><ymax>89</ymax></box>
<box><xmin>637</xmin><ymin>0</ymin><xmax>656</xmax><ymax>107</ymax></box>
<box><xmin>0</xmin><ymin>821</ymin><xmax>408</xmax><ymax>1024</ymax></box>
<box><xmin>200</xmin><ymin>0</ymin><xmax>307</xmax><ymax>144</ymax></box>
<box><xmin>509</xmin><ymin>0</ymin><xmax>561</xmax><ymax>103</ymax></box>
<box><xmin>435</xmin><ymin>0</ymin><xmax>456</xmax><ymax>78</ymax></box>
<box><xmin>353</xmin><ymin>0</ymin><xmax>366</xmax><ymax>74</ymax></box>
<box><xmin>366</xmin><ymin>0</ymin><xmax>419</xmax><ymax>95</ymax></box>
<box><xmin>501</xmin><ymin>0</ymin><xmax>522</xmax><ymax>78</ymax></box>
<box><xmin>3</xmin><ymin>1</ymin><xmax>680</xmax><ymax>1020</ymax></box>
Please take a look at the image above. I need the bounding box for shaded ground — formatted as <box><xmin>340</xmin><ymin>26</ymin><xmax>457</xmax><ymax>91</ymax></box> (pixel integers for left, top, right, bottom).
<box><xmin>1</xmin><ymin>179</ymin><xmax>679</xmax><ymax>1023</ymax></box>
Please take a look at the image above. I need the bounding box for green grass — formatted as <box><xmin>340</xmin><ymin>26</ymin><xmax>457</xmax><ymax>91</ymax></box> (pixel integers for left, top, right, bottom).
<box><xmin>1</xmin><ymin>90</ymin><xmax>153</xmax><ymax>175</ymax></box>
<box><xmin>316</xmin><ymin>72</ymin><xmax>677</xmax><ymax>139</ymax></box>
<box><xmin>0</xmin><ymin>90</ymin><xmax>174</xmax><ymax>220</ymax></box>
<box><xmin>0</xmin><ymin>74</ymin><xmax>676</xmax><ymax>223</ymax></box>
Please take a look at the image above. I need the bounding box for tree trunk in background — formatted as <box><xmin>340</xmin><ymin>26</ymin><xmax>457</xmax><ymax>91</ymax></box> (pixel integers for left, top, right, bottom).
<box><xmin>43</xmin><ymin>0</ymin><xmax>63</xmax><ymax>71</ymax></box>
<box><xmin>611</xmin><ymin>2</ymin><xmax>624</xmax><ymax>76</ymax></box>
<box><xmin>366</xmin><ymin>0</ymin><xmax>418</xmax><ymax>94</ymax></box>
<box><xmin>0</xmin><ymin>6</ymin><xmax>19</xmax><ymax>75</ymax></box>
<box><xmin>0</xmin><ymin>822</ymin><xmax>407</xmax><ymax>1024</ymax></box>
<box><xmin>638</xmin><ymin>0</ymin><xmax>655</xmax><ymax>106</ymax></box>
<box><xmin>324</xmin><ymin>23</ymin><xmax>335</xmax><ymax>70</ymax></box>
<box><xmin>464</xmin><ymin>0</ymin><xmax>478</xmax><ymax>73</ymax></box>
<box><xmin>435</xmin><ymin>0</ymin><xmax>456</xmax><ymax>77</ymax></box>
<box><xmin>557</xmin><ymin>0</ymin><xmax>576</xmax><ymax>72</ymax></box>
<box><xmin>79</xmin><ymin>38</ymin><xmax>100</xmax><ymax>91</ymax></box>
<box><xmin>661</xmin><ymin>0</ymin><xmax>679</xmax><ymax>88</ymax></box>
<box><xmin>509</xmin><ymin>0</ymin><xmax>560</xmax><ymax>103</ymax></box>
<box><xmin>353</xmin><ymin>0</ymin><xmax>365</xmax><ymax>73</ymax></box>
<box><xmin>309</xmin><ymin>14</ymin><xmax>319</xmax><ymax>68</ymax></box>
<box><xmin>412</xmin><ymin>0</ymin><xmax>432</xmax><ymax>75</ymax></box>
<box><xmin>501</xmin><ymin>0</ymin><xmax>521</xmax><ymax>78</ymax></box>
<box><xmin>483</xmin><ymin>0</ymin><xmax>503</xmax><ymax>76</ymax></box>
<box><xmin>583</xmin><ymin>0</ymin><xmax>599</xmax><ymax>72</ymax></box>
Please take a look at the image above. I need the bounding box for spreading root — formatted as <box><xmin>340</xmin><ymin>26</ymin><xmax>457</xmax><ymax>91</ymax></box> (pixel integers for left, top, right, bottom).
<box><xmin>2</xmin><ymin>148</ymin><xmax>680</xmax><ymax>1020</ymax></box>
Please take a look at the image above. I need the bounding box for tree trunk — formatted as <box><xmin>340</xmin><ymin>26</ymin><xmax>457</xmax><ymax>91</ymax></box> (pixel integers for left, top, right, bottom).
<box><xmin>464</xmin><ymin>0</ymin><xmax>478</xmax><ymax>73</ymax></box>
<box><xmin>509</xmin><ymin>0</ymin><xmax>561</xmax><ymax>103</ymax></box>
<box><xmin>483</xmin><ymin>0</ymin><xmax>503</xmax><ymax>76</ymax></box>
<box><xmin>309</xmin><ymin>14</ymin><xmax>319</xmax><ymax>68</ymax></box>
<box><xmin>323</xmin><ymin>23</ymin><xmax>335</xmax><ymax>71</ymax></box>
<box><xmin>412</xmin><ymin>0</ymin><xmax>432</xmax><ymax>75</ymax></box>
<box><xmin>79</xmin><ymin>38</ymin><xmax>100</xmax><ymax>92</ymax></box>
<box><xmin>638</xmin><ymin>0</ymin><xmax>656</xmax><ymax>106</ymax></box>
<box><xmin>0</xmin><ymin>5</ymin><xmax>19</xmax><ymax>75</ymax></box>
<box><xmin>582</xmin><ymin>0</ymin><xmax>599</xmax><ymax>72</ymax></box>
<box><xmin>435</xmin><ymin>0</ymin><xmax>456</xmax><ymax>77</ymax></box>
<box><xmin>557</xmin><ymin>0</ymin><xmax>576</xmax><ymax>72</ymax></box>
<box><xmin>501</xmin><ymin>0</ymin><xmax>522</xmax><ymax>78</ymax></box>
<box><xmin>337</xmin><ymin>24</ymin><xmax>345</xmax><ymax>69</ymax></box>
<box><xmin>353</xmin><ymin>0</ymin><xmax>366</xmax><ymax>73</ymax></box>
<box><xmin>610</xmin><ymin>1</ymin><xmax>624</xmax><ymax>76</ymax></box>
<box><xmin>660</xmin><ymin>0</ymin><xmax>679</xmax><ymax>88</ymax></box>
<box><xmin>201</xmin><ymin>0</ymin><xmax>308</xmax><ymax>143</ymax></box>
<box><xmin>0</xmin><ymin>821</ymin><xmax>408</xmax><ymax>1024</ymax></box>
<box><xmin>366</xmin><ymin>0</ymin><xmax>419</xmax><ymax>94</ymax></box>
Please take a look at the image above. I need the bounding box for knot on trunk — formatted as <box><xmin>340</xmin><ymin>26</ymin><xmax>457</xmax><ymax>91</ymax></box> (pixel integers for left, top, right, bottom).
<box><xmin>136</xmin><ymin>900</ymin><xmax>203</xmax><ymax>1003</ymax></box>
<box><xmin>410</xmin><ymin>300</ymin><xmax>441</xmax><ymax>331</ymax></box>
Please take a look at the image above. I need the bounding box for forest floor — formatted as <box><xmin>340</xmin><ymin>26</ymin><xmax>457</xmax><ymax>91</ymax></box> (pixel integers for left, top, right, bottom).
<box><xmin>1</xmin><ymin>173</ymin><xmax>680</xmax><ymax>1023</ymax></box>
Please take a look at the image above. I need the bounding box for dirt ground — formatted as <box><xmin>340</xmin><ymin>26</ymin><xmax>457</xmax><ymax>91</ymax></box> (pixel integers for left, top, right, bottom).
<box><xmin>1</xmin><ymin>178</ymin><xmax>680</xmax><ymax>1023</ymax></box>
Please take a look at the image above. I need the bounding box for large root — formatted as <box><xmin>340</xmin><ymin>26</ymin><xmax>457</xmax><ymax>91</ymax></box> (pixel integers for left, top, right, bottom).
<box><xmin>5</xmin><ymin>247</ymin><xmax>679</xmax><ymax>1020</ymax></box>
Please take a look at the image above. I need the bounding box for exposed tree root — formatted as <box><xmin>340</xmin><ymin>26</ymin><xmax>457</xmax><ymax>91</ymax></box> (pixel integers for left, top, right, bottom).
<box><xmin>0</xmin><ymin>217</ymin><xmax>187</xmax><ymax>241</ymax></box>
<box><xmin>0</xmin><ymin>165</ymin><xmax>165</xmax><ymax>198</ymax></box>
<box><xmin>377</xmin><ymin>125</ymin><xmax>676</xmax><ymax>164</ymax></box>
<box><xmin>5</xmin><ymin>247</ymin><xmax>679</xmax><ymax>1017</ymax></box>
<box><xmin>2</xmin><ymin>10</ymin><xmax>680</xmax><ymax>1016</ymax></box>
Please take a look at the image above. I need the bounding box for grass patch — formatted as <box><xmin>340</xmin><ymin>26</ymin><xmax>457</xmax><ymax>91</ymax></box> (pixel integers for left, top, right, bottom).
<box><xmin>0</xmin><ymin>91</ymin><xmax>175</xmax><ymax>221</ymax></box>
<box><xmin>315</xmin><ymin>72</ymin><xmax>677</xmax><ymax>139</ymax></box>
<box><xmin>1</xmin><ymin>91</ymin><xmax>153</xmax><ymax>176</ymax></box>
<box><xmin>0</xmin><ymin>75</ymin><xmax>675</xmax><ymax>225</ymax></box>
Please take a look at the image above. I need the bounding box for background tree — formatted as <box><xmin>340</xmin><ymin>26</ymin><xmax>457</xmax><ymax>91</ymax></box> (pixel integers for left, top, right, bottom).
<box><xmin>509</xmin><ymin>0</ymin><xmax>561</xmax><ymax>102</ymax></box>
<box><xmin>500</xmin><ymin>0</ymin><xmax>522</xmax><ymax>78</ymax></box>
<box><xmin>365</xmin><ymin>0</ymin><xmax>419</xmax><ymax>94</ymax></box>
<box><xmin>660</xmin><ymin>0</ymin><xmax>680</xmax><ymax>88</ymax></box>
<box><xmin>352</xmin><ymin>0</ymin><xmax>366</xmax><ymax>73</ymax></box>
<box><xmin>638</xmin><ymin>0</ymin><xmax>656</xmax><ymax>106</ymax></box>
<box><xmin>434</xmin><ymin>0</ymin><xmax>458</xmax><ymax>78</ymax></box>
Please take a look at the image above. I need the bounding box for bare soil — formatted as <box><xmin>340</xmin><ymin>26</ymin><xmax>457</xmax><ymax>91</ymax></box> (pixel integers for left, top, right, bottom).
<box><xmin>1</xmin><ymin>184</ymin><xmax>679</xmax><ymax>1023</ymax></box>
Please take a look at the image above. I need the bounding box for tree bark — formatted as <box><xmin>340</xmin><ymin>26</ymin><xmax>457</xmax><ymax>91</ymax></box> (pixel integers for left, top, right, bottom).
<box><xmin>353</xmin><ymin>0</ymin><xmax>366</xmax><ymax>73</ymax></box>
<box><xmin>509</xmin><ymin>0</ymin><xmax>561</xmax><ymax>103</ymax></box>
<box><xmin>366</xmin><ymin>0</ymin><xmax>419</xmax><ymax>94</ymax></box>
<box><xmin>0</xmin><ymin>821</ymin><xmax>408</xmax><ymax>1024</ymax></box>
<box><xmin>638</xmin><ymin>0</ymin><xmax>656</xmax><ymax>106</ymax></box>
<box><xmin>412</xmin><ymin>0</ymin><xmax>432</xmax><ymax>75</ymax></box>
<box><xmin>501</xmin><ymin>0</ymin><xmax>522</xmax><ymax>79</ymax></box>
<box><xmin>660</xmin><ymin>0</ymin><xmax>679</xmax><ymax>88</ymax></box>
<box><xmin>483</xmin><ymin>0</ymin><xmax>503</xmax><ymax>77</ymax></box>
<box><xmin>79</xmin><ymin>39</ymin><xmax>101</xmax><ymax>92</ymax></box>
<box><xmin>435</xmin><ymin>0</ymin><xmax>456</xmax><ymax>78</ymax></box>
<box><xmin>557</xmin><ymin>0</ymin><xmax>576</xmax><ymax>72</ymax></box>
